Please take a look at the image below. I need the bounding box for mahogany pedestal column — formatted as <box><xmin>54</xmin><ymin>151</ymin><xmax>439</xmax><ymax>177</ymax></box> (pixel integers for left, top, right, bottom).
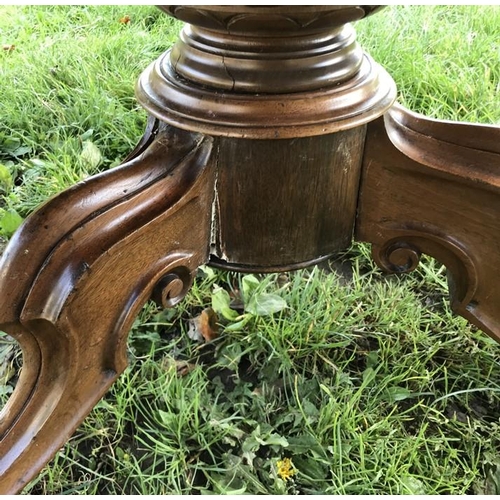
<box><xmin>1</xmin><ymin>5</ymin><xmax>500</xmax><ymax>494</ymax></box>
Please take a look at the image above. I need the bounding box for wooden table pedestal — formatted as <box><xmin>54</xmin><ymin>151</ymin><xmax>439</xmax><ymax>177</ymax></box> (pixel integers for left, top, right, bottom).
<box><xmin>1</xmin><ymin>5</ymin><xmax>500</xmax><ymax>493</ymax></box>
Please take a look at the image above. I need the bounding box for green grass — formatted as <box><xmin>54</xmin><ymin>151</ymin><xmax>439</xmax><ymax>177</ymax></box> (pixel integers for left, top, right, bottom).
<box><xmin>1</xmin><ymin>4</ymin><xmax>500</xmax><ymax>495</ymax></box>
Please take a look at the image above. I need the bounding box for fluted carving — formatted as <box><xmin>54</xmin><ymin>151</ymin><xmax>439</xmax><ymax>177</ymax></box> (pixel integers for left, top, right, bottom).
<box><xmin>159</xmin><ymin>6</ymin><xmax>384</xmax><ymax>34</ymax></box>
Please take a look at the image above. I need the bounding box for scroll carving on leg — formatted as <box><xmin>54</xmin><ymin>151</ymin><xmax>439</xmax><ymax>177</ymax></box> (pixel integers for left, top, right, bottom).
<box><xmin>356</xmin><ymin>103</ymin><xmax>500</xmax><ymax>343</ymax></box>
<box><xmin>0</xmin><ymin>123</ymin><xmax>215</xmax><ymax>493</ymax></box>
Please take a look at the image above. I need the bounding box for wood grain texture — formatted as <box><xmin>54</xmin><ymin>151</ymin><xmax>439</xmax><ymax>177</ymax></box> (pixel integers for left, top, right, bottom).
<box><xmin>356</xmin><ymin>104</ymin><xmax>500</xmax><ymax>343</ymax></box>
<box><xmin>212</xmin><ymin>128</ymin><xmax>366</xmax><ymax>271</ymax></box>
<box><xmin>2</xmin><ymin>3</ymin><xmax>500</xmax><ymax>494</ymax></box>
<box><xmin>137</xmin><ymin>50</ymin><xmax>395</xmax><ymax>140</ymax></box>
<box><xmin>0</xmin><ymin>123</ymin><xmax>216</xmax><ymax>493</ymax></box>
<box><xmin>137</xmin><ymin>7</ymin><xmax>396</xmax><ymax>138</ymax></box>
<box><xmin>171</xmin><ymin>24</ymin><xmax>363</xmax><ymax>93</ymax></box>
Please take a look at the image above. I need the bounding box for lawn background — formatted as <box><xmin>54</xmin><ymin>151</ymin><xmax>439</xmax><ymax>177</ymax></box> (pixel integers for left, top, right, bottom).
<box><xmin>1</xmin><ymin>5</ymin><xmax>500</xmax><ymax>494</ymax></box>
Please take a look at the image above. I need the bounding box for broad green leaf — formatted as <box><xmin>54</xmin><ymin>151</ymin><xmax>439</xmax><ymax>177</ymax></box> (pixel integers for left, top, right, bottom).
<box><xmin>302</xmin><ymin>399</ymin><xmax>320</xmax><ymax>421</ymax></box>
<box><xmin>0</xmin><ymin>385</ymin><xmax>13</xmax><ymax>397</ymax></box>
<box><xmin>246</xmin><ymin>293</ymin><xmax>287</xmax><ymax>316</ymax></box>
<box><xmin>11</xmin><ymin>145</ymin><xmax>31</xmax><ymax>157</ymax></box>
<box><xmin>209</xmin><ymin>419</ymin><xmax>245</xmax><ymax>440</ymax></box>
<box><xmin>212</xmin><ymin>286</ymin><xmax>239</xmax><ymax>320</ymax></box>
<box><xmin>157</xmin><ymin>409</ymin><xmax>175</xmax><ymax>427</ymax></box>
<box><xmin>0</xmin><ymin>137</ymin><xmax>31</xmax><ymax>157</ymax></box>
<box><xmin>241</xmin><ymin>449</ymin><xmax>257</xmax><ymax>468</ymax></box>
<box><xmin>255</xmin><ymin>433</ymin><xmax>289</xmax><ymax>448</ymax></box>
<box><xmin>362</xmin><ymin>366</ymin><xmax>375</xmax><ymax>384</ymax></box>
<box><xmin>2</xmin><ymin>137</ymin><xmax>31</xmax><ymax>157</ymax></box>
<box><xmin>293</xmin><ymin>455</ymin><xmax>328</xmax><ymax>481</ymax></box>
<box><xmin>224</xmin><ymin>314</ymin><xmax>251</xmax><ymax>332</ymax></box>
<box><xmin>242</xmin><ymin>435</ymin><xmax>260</xmax><ymax>454</ymax></box>
<box><xmin>385</xmin><ymin>386</ymin><xmax>413</xmax><ymax>403</ymax></box>
<box><xmin>28</xmin><ymin>158</ymin><xmax>47</xmax><ymax>169</ymax></box>
<box><xmin>80</xmin><ymin>129</ymin><xmax>94</xmax><ymax>141</ymax></box>
<box><xmin>287</xmin><ymin>434</ymin><xmax>325</xmax><ymax>456</ymax></box>
<box><xmin>80</xmin><ymin>140</ymin><xmax>102</xmax><ymax>170</ymax></box>
<box><xmin>241</xmin><ymin>274</ymin><xmax>259</xmax><ymax>299</ymax></box>
<box><xmin>198</xmin><ymin>264</ymin><xmax>215</xmax><ymax>280</ymax></box>
<box><xmin>2</xmin><ymin>137</ymin><xmax>21</xmax><ymax>152</ymax></box>
<box><xmin>243</xmin><ymin>424</ymin><xmax>289</xmax><ymax>456</ymax></box>
<box><xmin>114</xmin><ymin>446</ymin><xmax>125</xmax><ymax>460</ymax></box>
<box><xmin>287</xmin><ymin>434</ymin><xmax>322</xmax><ymax>454</ymax></box>
<box><xmin>384</xmin><ymin>386</ymin><xmax>433</xmax><ymax>403</ymax></box>
<box><xmin>366</xmin><ymin>350</ymin><xmax>379</xmax><ymax>369</ymax></box>
<box><xmin>0</xmin><ymin>209</ymin><xmax>23</xmax><ymax>236</ymax></box>
<box><xmin>0</xmin><ymin>164</ymin><xmax>13</xmax><ymax>192</ymax></box>
<box><xmin>401</xmin><ymin>476</ymin><xmax>427</xmax><ymax>495</ymax></box>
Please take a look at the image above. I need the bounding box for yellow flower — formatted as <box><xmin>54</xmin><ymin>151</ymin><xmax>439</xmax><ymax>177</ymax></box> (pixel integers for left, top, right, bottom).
<box><xmin>277</xmin><ymin>457</ymin><xmax>297</xmax><ymax>481</ymax></box>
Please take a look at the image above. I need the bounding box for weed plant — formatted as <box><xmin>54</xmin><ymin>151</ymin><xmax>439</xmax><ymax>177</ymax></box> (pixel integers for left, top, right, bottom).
<box><xmin>1</xmin><ymin>5</ymin><xmax>500</xmax><ymax>494</ymax></box>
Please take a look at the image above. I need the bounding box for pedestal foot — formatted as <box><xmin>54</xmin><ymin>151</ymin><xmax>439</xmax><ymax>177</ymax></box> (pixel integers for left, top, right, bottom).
<box><xmin>0</xmin><ymin>123</ymin><xmax>215</xmax><ymax>493</ymax></box>
<box><xmin>357</xmin><ymin>104</ymin><xmax>500</xmax><ymax>342</ymax></box>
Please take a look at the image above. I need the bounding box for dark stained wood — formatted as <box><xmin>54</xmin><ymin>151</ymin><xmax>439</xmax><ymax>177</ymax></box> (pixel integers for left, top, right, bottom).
<box><xmin>171</xmin><ymin>24</ymin><xmax>364</xmax><ymax>94</ymax></box>
<box><xmin>212</xmin><ymin>128</ymin><xmax>366</xmax><ymax>271</ymax></box>
<box><xmin>137</xmin><ymin>50</ymin><xmax>396</xmax><ymax>139</ymax></box>
<box><xmin>136</xmin><ymin>7</ymin><xmax>396</xmax><ymax>138</ymax></box>
<box><xmin>158</xmin><ymin>6</ymin><xmax>384</xmax><ymax>35</ymax></box>
<box><xmin>356</xmin><ymin>104</ymin><xmax>500</xmax><ymax>343</ymax></box>
<box><xmin>2</xmin><ymin>3</ymin><xmax>500</xmax><ymax>495</ymax></box>
<box><xmin>0</xmin><ymin>124</ymin><xmax>216</xmax><ymax>493</ymax></box>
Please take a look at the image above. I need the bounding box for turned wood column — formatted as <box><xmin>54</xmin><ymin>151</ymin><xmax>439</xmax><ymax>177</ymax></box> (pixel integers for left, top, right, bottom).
<box><xmin>137</xmin><ymin>5</ymin><xmax>396</xmax><ymax>271</ymax></box>
<box><xmin>2</xmin><ymin>5</ymin><xmax>500</xmax><ymax>494</ymax></box>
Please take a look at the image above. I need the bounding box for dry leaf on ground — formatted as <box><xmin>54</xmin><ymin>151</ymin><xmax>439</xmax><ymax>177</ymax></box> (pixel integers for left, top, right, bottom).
<box><xmin>187</xmin><ymin>307</ymin><xmax>219</xmax><ymax>342</ymax></box>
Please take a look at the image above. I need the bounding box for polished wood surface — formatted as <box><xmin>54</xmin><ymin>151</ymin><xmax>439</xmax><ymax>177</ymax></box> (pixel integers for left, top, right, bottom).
<box><xmin>0</xmin><ymin>123</ymin><xmax>216</xmax><ymax>492</ymax></box>
<box><xmin>357</xmin><ymin>104</ymin><xmax>500</xmax><ymax>343</ymax></box>
<box><xmin>136</xmin><ymin>6</ymin><xmax>396</xmax><ymax>138</ymax></box>
<box><xmin>1</xmin><ymin>4</ymin><xmax>499</xmax><ymax>494</ymax></box>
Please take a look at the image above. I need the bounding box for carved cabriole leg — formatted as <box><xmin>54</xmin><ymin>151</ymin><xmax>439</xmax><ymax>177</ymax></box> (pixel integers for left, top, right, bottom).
<box><xmin>356</xmin><ymin>103</ymin><xmax>500</xmax><ymax>342</ymax></box>
<box><xmin>0</xmin><ymin>123</ymin><xmax>215</xmax><ymax>493</ymax></box>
